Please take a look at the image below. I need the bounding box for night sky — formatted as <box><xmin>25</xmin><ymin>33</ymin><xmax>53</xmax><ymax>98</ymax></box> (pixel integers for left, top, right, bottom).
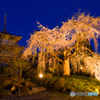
<box><xmin>0</xmin><ymin>0</ymin><xmax>100</xmax><ymax>53</ymax></box>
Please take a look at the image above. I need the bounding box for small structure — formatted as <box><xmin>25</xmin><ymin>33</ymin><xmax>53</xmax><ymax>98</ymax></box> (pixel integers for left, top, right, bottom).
<box><xmin>0</xmin><ymin>14</ymin><xmax>25</xmax><ymax>65</ymax></box>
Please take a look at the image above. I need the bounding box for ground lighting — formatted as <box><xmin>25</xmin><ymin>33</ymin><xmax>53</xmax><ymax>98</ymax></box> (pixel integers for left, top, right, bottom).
<box><xmin>80</xmin><ymin>67</ymin><xmax>82</xmax><ymax>70</ymax></box>
<box><xmin>39</xmin><ymin>73</ymin><xmax>43</xmax><ymax>78</ymax></box>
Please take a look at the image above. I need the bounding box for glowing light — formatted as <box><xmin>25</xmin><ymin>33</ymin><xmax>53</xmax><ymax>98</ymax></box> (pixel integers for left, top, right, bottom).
<box><xmin>80</xmin><ymin>67</ymin><xmax>82</xmax><ymax>70</ymax></box>
<box><xmin>11</xmin><ymin>86</ymin><xmax>16</xmax><ymax>91</ymax></box>
<box><xmin>95</xmin><ymin>89</ymin><xmax>99</xmax><ymax>94</ymax></box>
<box><xmin>39</xmin><ymin>73</ymin><xmax>43</xmax><ymax>78</ymax></box>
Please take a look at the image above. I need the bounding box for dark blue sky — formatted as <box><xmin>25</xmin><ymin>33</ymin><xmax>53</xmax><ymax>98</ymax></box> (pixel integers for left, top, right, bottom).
<box><xmin>0</xmin><ymin>0</ymin><xmax>100</xmax><ymax>53</ymax></box>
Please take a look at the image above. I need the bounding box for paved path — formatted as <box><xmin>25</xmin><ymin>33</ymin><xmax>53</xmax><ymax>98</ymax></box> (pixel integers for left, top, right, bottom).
<box><xmin>0</xmin><ymin>90</ymin><xmax>100</xmax><ymax>100</ymax></box>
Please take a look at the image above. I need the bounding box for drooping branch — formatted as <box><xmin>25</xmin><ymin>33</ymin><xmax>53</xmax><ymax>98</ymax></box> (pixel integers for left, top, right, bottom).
<box><xmin>56</xmin><ymin>50</ymin><xmax>63</xmax><ymax>55</ymax></box>
<box><xmin>67</xmin><ymin>50</ymin><xmax>77</xmax><ymax>59</ymax></box>
<box><xmin>80</xmin><ymin>46</ymin><xmax>100</xmax><ymax>58</ymax></box>
<box><xmin>22</xmin><ymin>13</ymin><xmax>100</xmax><ymax>64</ymax></box>
<box><xmin>64</xmin><ymin>35</ymin><xmax>80</xmax><ymax>59</ymax></box>
<box><xmin>50</xmin><ymin>50</ymin><xmax>64</xmax><ymax>64</ymax></box>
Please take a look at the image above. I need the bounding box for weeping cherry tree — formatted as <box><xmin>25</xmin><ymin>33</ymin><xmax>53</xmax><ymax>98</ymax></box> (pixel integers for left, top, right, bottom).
<box><xmin>22</xmin><ymin>12</ymin><xmax>100</xmax><ymax>77</ymax></box>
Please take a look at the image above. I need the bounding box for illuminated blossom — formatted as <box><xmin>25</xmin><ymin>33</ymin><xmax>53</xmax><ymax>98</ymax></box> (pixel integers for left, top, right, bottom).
<box><xmin>22</xmin><ymin>12</ymin><xmax>100</xmax><ymax>80</ymax></box>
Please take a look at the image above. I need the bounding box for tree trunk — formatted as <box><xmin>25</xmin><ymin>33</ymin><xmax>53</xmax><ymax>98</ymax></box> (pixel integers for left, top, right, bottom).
<box><xmin>49</xmin><ymin>58</ymin><xmax>53</xmax><ymax>67</ymax></box>
<box><xmin>63</xmin><ymin>58</ymin><xmax>70</xmax><ymax>76</ymax></box>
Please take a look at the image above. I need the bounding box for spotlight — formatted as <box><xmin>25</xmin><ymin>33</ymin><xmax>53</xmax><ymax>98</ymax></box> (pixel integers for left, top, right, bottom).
<box><xmin>39</xmin><ymin>73</ymin><xmax>43</xmax><ymax>78</ymax></box>
<box><xmin>80</xmin><ymin>67</ymin><xmax>82</xmax><ymax>70</ymax></box>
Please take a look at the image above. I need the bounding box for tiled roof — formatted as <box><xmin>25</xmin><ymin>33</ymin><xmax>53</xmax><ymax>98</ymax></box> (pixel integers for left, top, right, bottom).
<box><xmin>0</xmin><ymin>31</ymin><xmax>22</xmax><ymax>37</ymax></box>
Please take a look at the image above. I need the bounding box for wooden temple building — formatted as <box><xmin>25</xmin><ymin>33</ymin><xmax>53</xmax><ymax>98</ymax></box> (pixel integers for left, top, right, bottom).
<box><xmin>0</xmin><ymin>14</ymin><xmax>25</xmax><ymax>65</ymax></box>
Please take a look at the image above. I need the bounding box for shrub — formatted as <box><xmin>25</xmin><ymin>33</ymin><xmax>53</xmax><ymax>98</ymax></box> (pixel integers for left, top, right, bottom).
<box><xmin>31</xmin><ymin>76</ymin><xmax>47</xmax><ymax>86</ymax></box>
<box><xmin>31</xmin><ymin>73</ymin><xmax>52</xmax><ymax>86</ymax></box>
<box><xmin>0</xmin><ymin>75</ymin><xmax>7</xmax><ymax>85</ymax></box>
<box><xmin>53</xmin><ymin>78</ymin><xmax>65</xmax><ymax>91</ymax></box>
<box><xmin>49</xmin><ymin>63</ymin><xmax>63</xmax><ymax>76</ymax></box>
<box><xmin>3</xmin><ymin>78</ymin><xmax>12</xmax><ymax>87</ymax></box>
<box><xmin>26</xmin><ymin>78</ymin><xmax>31</xmax><ymax>82</ymax></box>
<box><xmin>20</xmin><ymin>86</ymin><xmax>30</xmax><ymax>94</ymax></box>
<box><xmin>13</xmin><ymin>59</ymin><xmax>31</xmax><ymax>77</ymax></box>
<box><xmin>44</xmin><ymin>73</ymin><xmax>53</xmax><ymax>80</ymax></box>
<box><xmin>62</xmin><ymin>87</ymin><xmax>67</xmax><ymax>93</ymax></box>
<box><xmin>10</xmin><ymin>76</ymin><xmax>20</xmax><ymax>86</ymax></box>
<box><xmin>9</xmin><ymin>76</ymin><xmax>25</xmax><ymax>86</ymax></box>
<box><xmin>12</xmin><ymin>76</ymin><xmax>20</xmax><ymax>82</ymax></box>
<box><xmin>19</xmin><ymin>78</ymin><xmax>25</xmax><ymax>84</ymax></box>
<box><xmin>25</xmin><ymin>67</ymin><xmax>38</xmax><ymax>77</ymax></box>
<box><xmin>3</xmin><ymin>67</ymin><xmax>14</xmax><ymax>76</ymax></box>
<box><xmin>0</xmin><ymin>85</ymin><xmax>5</xmax><ymax>96</ymax></box>
<box><xmin>25</xmin><ymin>81</ymin><xmax>35</xmax><ymax>89</ymax></box>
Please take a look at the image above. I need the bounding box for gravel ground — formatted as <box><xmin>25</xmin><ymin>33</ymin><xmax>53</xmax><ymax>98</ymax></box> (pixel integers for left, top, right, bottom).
<box><xmin>0</xmin><ymin>90</ymin><xmax>100</xmax><ymax>100</ymax></box>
